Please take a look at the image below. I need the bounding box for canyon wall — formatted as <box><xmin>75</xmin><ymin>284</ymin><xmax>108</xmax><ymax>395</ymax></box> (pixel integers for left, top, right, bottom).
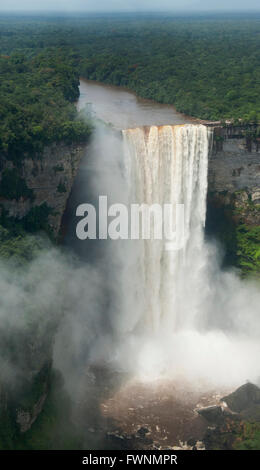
<box><xmin>0</xmin><ymin>142</ymin><xmax>86</xmax><ymax>237</ymax></box>
<box><xmin>0</xmin><ymin>142</ymin><xmax>86</xmax><ymax>446</ymax></box>
<box><xmin>208</xmin><ymin>136</ymin><xmax>260</xmax><ymax>223</ymax></box>
<box><xmin>207</xmin><ymin>133</ymin><xmax>260</xmax><ymax>274</ymax></box>
<box><xmin>209</xmin><ymin>137</ymin><xmax>260</xmax><ymax>198</ymax></box>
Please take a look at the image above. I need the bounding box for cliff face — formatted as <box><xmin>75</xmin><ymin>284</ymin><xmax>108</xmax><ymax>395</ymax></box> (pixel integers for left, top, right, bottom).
<box><xmin>0</xmin><ymin>142</ymin><xmax>86</xmax><ymax>237</ymax></box>
<box><xmin>0</xmin><ymin>142</ymin><xmax>86</xmax><ymax>445</ymax></box>
<box><xmin>207</xmin><ymin>136</ymin><xmax>260</xmax><ymax>275</ymax></box>
<box><xmin>209</xmin><ymin>139</ymin><xmax>260</xmax><ymax>195</ymax></box>
<box><xmin>208</xmin><ymin>138</ymin><xmax>260</xmax><ymax>223</ymax></box>
<box><xmin>0</xmin><ymin>332</ymin><xmax>55</xmax><ymax>445</ymax></box>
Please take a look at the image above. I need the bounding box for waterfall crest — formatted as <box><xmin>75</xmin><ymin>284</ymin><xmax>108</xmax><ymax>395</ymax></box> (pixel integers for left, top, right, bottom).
<box><xmin>122</xmin><ymin>124</ymin><xmax>212</xmax><ymax>333</ymax></box>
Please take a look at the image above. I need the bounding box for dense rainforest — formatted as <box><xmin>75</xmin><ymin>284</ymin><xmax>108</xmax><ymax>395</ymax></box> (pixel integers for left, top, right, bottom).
<box><xmin>0</xmin><ymin>13</ymin><xmax>260</xmax><ymax>122</ymax></box>
<box><xmin>0</xmin><ymin>50</ymin><xmax>91</xmax><ymax>164</ymax></box>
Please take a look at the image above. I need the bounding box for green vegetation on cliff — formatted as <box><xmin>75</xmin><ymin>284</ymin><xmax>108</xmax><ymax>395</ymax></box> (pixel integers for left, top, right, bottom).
<box><xmin>0</xmin><ymin>200</ymin><xmax>53</xmax><ymax>243</ymax></box>
<box><xmin>207</xmin><ymin>192</ymin><xmax>260</xmax><ymax>279</ymax></box>
<box><xmin>0</xmin><ymin>224</ymin><xmax>46</xmax><ymax>265</ymax></box>
<box><xmin>234</xmin><ymin>422</ymin><xmax>260</xmax><ymax>450</ymax></box>
<box><xmin>236</xmin><ymin>225</ymin><xmax>260</xmax><ymax>277</ymax></box>
<box><xmin>0</xmin><ymin>168</ymin><xmax>34</xmax><ymax>201</ymax></box>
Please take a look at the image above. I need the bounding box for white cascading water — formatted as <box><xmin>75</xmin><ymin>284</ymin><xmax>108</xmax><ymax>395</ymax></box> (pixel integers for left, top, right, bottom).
<box><xmin>122</xmin><ymin>124</ymin><xmax>212</xmax><ymax>334</ymax></box>
<box><xmin>117</xmin><ymin>124</ymin><xmax>260</xmax><ymax>385</ymax></box>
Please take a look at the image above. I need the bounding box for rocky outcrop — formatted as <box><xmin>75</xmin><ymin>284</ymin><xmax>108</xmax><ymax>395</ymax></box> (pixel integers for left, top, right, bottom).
<box><xmin>223</xmin><ymin>383</ymin><xmax>260</xmax><ymax>419</ymax></box>
<box><xmin>0</xmin><ymin>320</ymin><xmax>55</xmax><ymax>440</ymax></box>
<box><xmin>197</xmin><ymin>405</ymin><xmax>227</xmax><ymax>425</ymax></box>
<box><xmin>0</xmin><ymin>142</ymin><xmax>86</xmax><ymax>236</ymax></box>
<box><xmin>201</xmin><ymin>383</ymin><xmax>260</xmax><ymax>450</ymax></box>
<box><xmin>0</xmin><ymin>361</ymin><xmax>52</xmax><ymax>445</ymax></box>
<box><xmin>16</xmin><ymin>392</ymin><xmax>47</xmax><ymax>433</ymax></box>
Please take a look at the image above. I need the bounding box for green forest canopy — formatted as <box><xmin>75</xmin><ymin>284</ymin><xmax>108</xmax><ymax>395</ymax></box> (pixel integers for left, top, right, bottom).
<box><xmin>0</xmin><ymin>48</ymin><xmax>91</xmax><ymax>163</ymax></box>
<box><xmin>0</xmin><ymin>14</ymin><xmax>259</xmax><ymax>121</ymax></box>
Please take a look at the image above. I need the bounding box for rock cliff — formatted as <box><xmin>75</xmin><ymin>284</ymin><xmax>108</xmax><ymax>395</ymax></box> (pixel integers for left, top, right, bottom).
<box><xmin>208</xmin><ymin>138</ymin><xmax>260</xmax><ymax>206</ymax></box>
<box><xmin>207</xmin><ymin>135</ymin><xmax>260</xmax><ymax>275</ymax></box>
<box><xmin>0</xmin><ymin>142</ymin><xmax>86</xmax><ymax>237</ymax></box>
<box><xmin>0</xmin><ymin>142</ymin><xmax>86</xmax><ymax>445</ymax></box>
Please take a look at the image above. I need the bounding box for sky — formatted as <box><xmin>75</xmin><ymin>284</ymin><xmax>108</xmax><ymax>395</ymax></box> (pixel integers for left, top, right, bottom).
<box><xmin>0</xmin><ymin>0</ymin><xmax>259</xmax><ymax>13</ymax></box>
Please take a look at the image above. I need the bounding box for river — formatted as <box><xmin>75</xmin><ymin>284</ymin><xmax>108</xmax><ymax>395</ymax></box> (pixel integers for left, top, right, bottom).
<box><xmin>78</xmin><ymin>78</ymin><xmax>193</xmax><ymax>128</ymax></box>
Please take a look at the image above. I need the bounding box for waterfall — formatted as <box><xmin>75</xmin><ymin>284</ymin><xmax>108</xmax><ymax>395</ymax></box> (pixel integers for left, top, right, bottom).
<box><xmin>122</xmin><ymin>124</ymin><xmax>212</xmax><ymax>334</ymax></box>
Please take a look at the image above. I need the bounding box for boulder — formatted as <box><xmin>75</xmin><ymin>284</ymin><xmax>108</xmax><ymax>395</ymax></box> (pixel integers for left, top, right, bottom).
<box><xmin>197</xmin><ymin>405</ymin><xmax>225</xmax><ymax>424</ymax></box>
<box><xmin>136</xmin><ymin>427</ymin><xmax>150</xmax><ymax>438</ymax></box>
<box><xmin>222</xmin><ymin>383</ymin><xmax>260</xmax><ymax>413</ymax></box>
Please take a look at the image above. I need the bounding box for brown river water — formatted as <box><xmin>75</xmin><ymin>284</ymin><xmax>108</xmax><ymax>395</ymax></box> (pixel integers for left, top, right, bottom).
<box><xmin>78</xmin><ymin>78</ymin><xmax>194</xmax><ymax>129</ymax></box>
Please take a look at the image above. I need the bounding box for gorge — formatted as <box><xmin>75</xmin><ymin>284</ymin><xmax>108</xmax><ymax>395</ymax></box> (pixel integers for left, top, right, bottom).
<box><xmin>63</xmin><ymin>81</ymin><xmax>260</xmax><ymax>448</ymax></box>
<box><xmin>0</xmin><ymin>78</ymin><xmax>260</xmax><ymax>450</ymax></box>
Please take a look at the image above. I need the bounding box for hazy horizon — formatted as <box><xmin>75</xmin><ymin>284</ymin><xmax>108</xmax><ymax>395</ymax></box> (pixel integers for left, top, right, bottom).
<box><xmin>0</xmin><ymin>0</ymin><xmax>260</xmax><ymax>13</ymax></box>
